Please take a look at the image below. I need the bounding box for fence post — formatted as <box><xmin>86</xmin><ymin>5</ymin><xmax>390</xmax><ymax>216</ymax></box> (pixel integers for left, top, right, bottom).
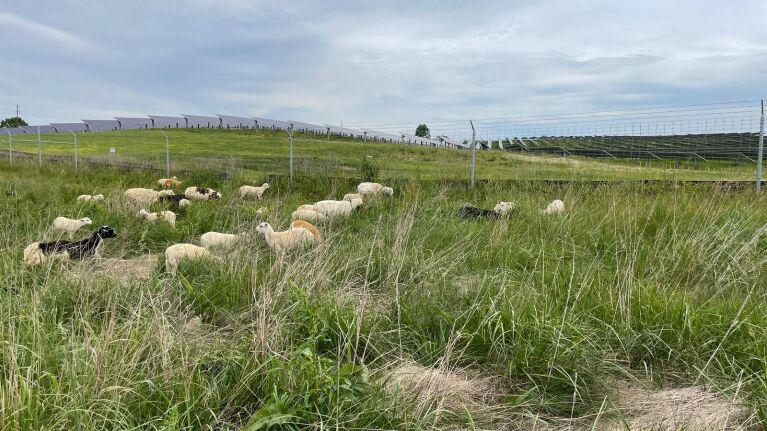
<box><xmin>161</xmin><ymin>131</ymin><xmax>169</xmax><ymax>178</ymax></box>
<box><xmin>69</xmin><ymin>131</ymin><xmax>78</xmax><ymax>172</ymax></box>
<box><xmin>5</xmin><ymin>129</ymin><xmax>11</xmax><ymax>164</ymax></box>
<box><xmin>470</xmin><ymin>120</ymin><xmax>476</xmax><ymax>187</ymax></box>
<box><xmin>288</xmin><ymin>124</ymin><xmax>294</xmax><ymax>181</ymax></box>
<box><xmin>758</xmin><ymin>99</ymin><xmax>764</xmax><ymax>193</ymax></box>
<box><xmin>37</xmin><ymin>126</ymin><xmax>42</xmax><ymax>167</ymax></box>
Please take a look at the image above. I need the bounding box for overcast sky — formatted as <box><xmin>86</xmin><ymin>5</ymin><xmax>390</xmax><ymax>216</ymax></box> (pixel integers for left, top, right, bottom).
<box><xmin>1</xmin><ymin>0</ymin><xmax>765</xmax><ymax>129</ymax></box>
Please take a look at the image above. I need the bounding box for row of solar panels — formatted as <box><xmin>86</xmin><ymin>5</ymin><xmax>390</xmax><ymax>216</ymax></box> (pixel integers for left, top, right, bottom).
<box><xmin>0</xmin><ymin>114</ymin><xmax>464</xmax><ymax>148</ymax></box>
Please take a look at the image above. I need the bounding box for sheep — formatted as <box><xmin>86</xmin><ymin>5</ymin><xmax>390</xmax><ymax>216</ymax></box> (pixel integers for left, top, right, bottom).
<box><xmin>357</xmin><ymin>182</ymin><xmax>384</xmax><ymax>196</ymax></box>
<box><xmin>184</xmin><ymin>186</ymin><xmax>221</xmax><ymax>201</ymax></box>
<box><xmin>314</xmin><ymin>199</ymin><xmax>362</xmax><ymax>218</ymax></box>
<box><xmin>297</xmin><ymin>204</ymin><xmax>318</xmax><ymax>212</ymax></box>
<box><xmin>343</xmin><ymin>193</ymin><xmax>363</xmax><ymax>202</ymax></box>
<box><xmin>179</xmin><ymin>198</ymin><xmax>191</xmax><ymax>208</ymax></box>
<box><xmin>138</xmin><ymin>209</ymin><xmax>176</xmax><ymax>228</ymax></box>
<box><xmin>256</xmin><ymin>222</ymin><xmax>316</xmax><ymax>255</ymax></box>
<box><xmin>542</xmin><ymin>199</ymin><xmax>565</xmax><ymax>215</ymax></box>
<box><xmin>200</xmin><ymin>231</ymin><xmax>245</xmax><ymax>249</ymax></box>
<box><xmin>291</xmin><ymin>209</ymin><xmax>327</xmax><ymax>223</ymax></box>
<box><xmin>76</xmin><ymin>194</ymin><xmax>104</xmax><ymax>203</ymax></box>
<box><xmin>124</xmin><ymin>188</ymin><xmax>174</xmax><ymax>207</ymax></box>
<box><xmin>24</xmin><ymin>226</ymin><xmax>117</xmax><ymax>267</ymax></box>
<box><xmin>164</xmin><ymin>243</ymin><xmax>214</xmax><ymax>275</ymax></box>
<box><xmin>380</xmin><ymin>187</ymin><xmax>394</xmax><ymax>196</ymax></box>
<box><xmin>239</xmin><ymin>183</ymin><xmax>270</xmax><ymax>200</ymax></box>
<box><xmin>52</xmin><ymin>216</ymin><xmax>93</xmax><ymax>238</ymax></box>
<box><xmin>158</xmin><ymin>176</ymin><xmax>182</xmax><ymax>188</ymax></box>
<box><xmin>290</xmin><ymin>220</ymin><xmax>322</xmax><ymax>241</ymax></box>
<box><xmin>458</xmin><ymin>201</ymin><xmax>516</xmax><ymax>219</ymax></box>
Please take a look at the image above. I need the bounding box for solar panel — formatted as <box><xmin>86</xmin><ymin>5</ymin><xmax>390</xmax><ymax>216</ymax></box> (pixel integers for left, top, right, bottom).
<box><xmin>218</xmin><ymin>115</ymin><xmax>256</xmax><ymax>129</ymax></box>
<box><xmin>27</xmin><ymin>125</ymin><xmax>57</xmax><ymax>134</ymax></box>
<box><xmin>149</xmin><ymin>115</ymin><xmax>186</xmax><ymax>129</ymax></box>
<box><xmin>289</xmin><ymin>120</ymin><xmax>326</xmax><ymax>133</ymax></box>
<box><xmin>114</xmin><ymin>117</ymin><xmax>151</xmax><ymax>130</ymax></box>
<box><xmin>253</xmin><ymin>117</ymin><xmax>290</xmax><ymax>130</ymax></box>
<box><xmin>83</xmin><ymin>119</ymin><xmax>119</xmax><ymax>131</ymax></box>
<box><xmin>183</xmin><ymin>114</ymin><xmax>221</xmax><ymax>129</ymax></box>
<box><xmin>1</xmin><ymin>127</ymin><xmax>27</xmax><ymax>135</ymax></box>
<box><xmin>51</xmin><ymin>122</ymin><xmax>88</xmax><ymax>132</ymax></box>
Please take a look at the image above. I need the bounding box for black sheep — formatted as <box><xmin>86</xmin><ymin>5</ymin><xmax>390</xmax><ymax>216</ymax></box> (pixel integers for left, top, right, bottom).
<box><xmin>24</xmin><ymin>226</ymin><xmax>117</xmax><ymax>266</ymax></box>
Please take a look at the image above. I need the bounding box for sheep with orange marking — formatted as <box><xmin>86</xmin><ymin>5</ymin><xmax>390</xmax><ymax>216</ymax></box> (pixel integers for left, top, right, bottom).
<box><xmin>291</xmin><ymin>209</ymin><xmax>327</xmax><ymax>223</ymax></box>
<box><xmin>256</xmin><ymin>222</ymin><xmax>316</xmax><ymax>255</ymax></box>
<box><xmin>290</xmin><ymin>220</ymin><xmax>321</xmax><ymax>241</ymax></box>
<box><xmin>158</xmin><ymin>176</ymin><xmax>183</xmax><ymax>188</ymax></box>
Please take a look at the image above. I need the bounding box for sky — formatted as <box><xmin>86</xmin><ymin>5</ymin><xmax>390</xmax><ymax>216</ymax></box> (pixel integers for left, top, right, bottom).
<box><xmin>1</xmin><ymin>0</ymin><xmax>766</xmax><ymax>133</ymax></box>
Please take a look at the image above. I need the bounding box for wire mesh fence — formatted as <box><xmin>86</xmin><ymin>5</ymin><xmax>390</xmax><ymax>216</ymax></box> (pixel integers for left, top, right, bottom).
<box><xmin>1</xmin><ymin>101</ymin><xmax>764</xmax><ymax>185</ymax></box>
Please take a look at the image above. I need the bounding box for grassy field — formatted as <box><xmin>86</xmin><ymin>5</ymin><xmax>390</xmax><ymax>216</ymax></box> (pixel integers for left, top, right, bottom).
<box><xmin>1</xmin><ymin>158</ymin><xmax>766</xmax><ymax>430</ymax></box>
<box><xmin>3</xmin><ymin>128</ymin><xmax>759</xmax><ymax>181</ymax></box>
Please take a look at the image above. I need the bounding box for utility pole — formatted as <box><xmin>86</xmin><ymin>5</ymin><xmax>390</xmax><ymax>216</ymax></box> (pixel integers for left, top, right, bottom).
<box><xmin>16</xmin><ymin>104</ymin><xmax>20</xmax><ymax>119</ymax></box>
<box><xmin>288</xmin><ymin>124</ymin><xmax>294</xmax><ymax>181</ymax></box>
<box><xmin>161</xmin><ymin>131</ymin><xmax>169</xmax><ymax>178</ymax></box>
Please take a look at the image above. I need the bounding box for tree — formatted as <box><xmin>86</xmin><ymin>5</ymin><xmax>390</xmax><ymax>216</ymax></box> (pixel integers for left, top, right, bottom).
<box><xmin>0</xmin><ymin>117</ymin><xmax>27</xmax><ymax>128</ymax></box>
<box><xmin>415</xmin><ymin>124</ymin><xmax>430</xmax><ymax>138</ymax></box>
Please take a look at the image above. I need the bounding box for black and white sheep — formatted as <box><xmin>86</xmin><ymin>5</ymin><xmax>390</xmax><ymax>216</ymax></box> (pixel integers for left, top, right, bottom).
<box><xmin>184</xmin><ymin>186</ymin><xmax>221</xmax><ymax>201</ymax></box>
<box><xmin>458</xmin><ymin>202</ymin><xmax>515</xmax><ymax>219</ymax></box>
<box><xmin>24</xmin><ymin>226</ymin><xmax>117</xmax><ymax>266</ymax></box>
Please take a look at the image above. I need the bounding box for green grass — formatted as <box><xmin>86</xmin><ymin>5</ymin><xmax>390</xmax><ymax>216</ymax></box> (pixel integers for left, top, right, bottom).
<box><xmin>3</xmin><ymin>128</ymin><xmax>759</xmax><ymax>181</ymax></box>
<box><xmin>1</xmin><ymin>157</ymin><xmax>766</xmax><ymax>430</ymax></box>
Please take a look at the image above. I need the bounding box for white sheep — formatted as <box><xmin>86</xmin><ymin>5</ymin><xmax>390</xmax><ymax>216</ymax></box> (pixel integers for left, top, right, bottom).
<box><xmin>542</xmin><ymin>199</ymin><xmax>565</xmax><ymax>215</ymax></box>
<box><xmin>52</xmin><ymin>216</ymin><xmax>93</xmax><ymax>238</ymax></box>
<box><xmin>184</xmin><ymin>186</ymin><xmax>221</xmax><ymax>201</ymax></box>
<box><xmin>239</xmin><ymin>183</ymin><xmax>270</xmax><ymax>200</ymax></box>
<box><xmin>357</xmin><ymin>182</ymin><xmax>384</xmax><ymax>196</ymax></box>
<box><xmin>124</xmin><ymin>188</ymin><xmax>174</xmax><ymax>207</ymax></box>
<box><xmin>314</xmin><ymin>199</ymin><xmax>362</xmax><ymax>218</ymax></box>
<box><xmin>138</xmin><ymin>209</ymin><xmax>176</xmax><ymax>228</ymax></box>
<box><xmin>297</xmin><ymin>204</ymin><xmax>318</xmax><ymax>212</ymax></box>
<box><xmin>164</xmin><ymin>243</ymin><xmax>214</xmax><ymax>275</ymax></box>
<box><xmin>343</xmin><ymin>193</ymin><xmax>362</xmax><ymax>202</ymax></box>
<box><xmin>158</xmin><ymin>176</ymin><xmax>182</xmax><ymax>188</ymax></box>
<box><xmin>200</xmin><ymin>231</ymin><xmax>245</xmax><ymax>249</ymax></box>
<box><xmin>179</xmin><ymin>198</ymin><xmax>191</xmax><ymax>208</ymax></box>
<box><xmin>256</xmin><ymin>222</ymin><xmax>316</xmax><ymax>255</ymax></box>
<box><xmin>291</xmin><ymin>209</ymin><xmax>327</xmax><ymax>223</ymax></box>
<box><xmin>76</xmin><ymin>194</ymin><xmax>104</xmax><ymax>203</ymax></box>
<box><xmin>380</xmin><ymin>187</ymin><xmax>394</xmax><ymax>196</ymax></box>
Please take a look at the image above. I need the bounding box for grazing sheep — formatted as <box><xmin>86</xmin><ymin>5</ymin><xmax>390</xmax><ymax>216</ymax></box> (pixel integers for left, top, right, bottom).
<box><xmin>158</xmin><ymin>176</ymin><xmax>182</xmax><ymax>188</ymax></box>
<box><xmin>164</xmin><ymin>243</ymin><xmax>213</xmax><ymax>275</ymax></box>
<box><xmin>314</xmin><ymin>199</ymin><xmax>362</xmax><ymax>218</ymax></box>
<box><xmin>290</xmin><ymin>220</ymin><xmax>322</xmax><ymax>241</ymax></box>
<box><xmin>256</xmin><ymin>222</ymin><xmax>316</xmax><ymax>255</ymax></box>
<box><xmin>124</xmin><ymin>188</ymin><xmax>174</xmax><ymax>207</ymax></box>
<box><xmin>76</xmin><ymin>194</ymin><xmax>104</xmax><ymax>203</ymax></box>
<box><xmin>291</xmin><ymin>209</ymin><xmax>327</xmax><ymax>223</ymax></box>
<box><xmin>200</xmin><ymin>231</ymin><xmax>245</xmax><ymax>249</ymax></box>
<box><xmin>380</xmin><ymin>187</ymin><xmax>394</xmax><ymax>196</ymax></box>
<box><xmin>542</xmin><ymin>199</ymin><xmax>565</xmax><ymax>215</ymax></box>
<box><xmin>52</xmin><ymin>216</ymin><xmax>93</xmax><ymax>238</ymax></box>
<box><xmin>458</xmin><ymin>202</ymin><xmax>515</xmax><ymax>219</ymax></box>
<box><xmin>239</xmin><ymin>183</ymin><xmax>270</xmax><ymax>200</ymax></box>
<box><xmin>179</xmin><ymin>198</ymin><xmax>191</xmax><ymax>208</ymax></box>
<box><xmin>297</xmin><ymin>204</ymin><xmax>318</xmax><ymax>212</ymax></box>
<box><xmin>343</xmin><ymin>193</ymin><xmax>363</xmax><ymax>202</ymax></box>
<box><xmin>357</xmin><ymin>182</ymin><xmax>384</xmax><ymax>196</ymax></box>
<box><xmin>138</xmin><ymin>209</ymin><xmax>176</xmax><ymax>228</ymax></box>
<box><xmin>184</xmin><ymin>186</ymin><xmax>221</xmax><ymax>201</ymax></box>
<box><xmin>24</xmin><ymin>226</ymin><xmax>117</xmax><ymax>266</ymax></box>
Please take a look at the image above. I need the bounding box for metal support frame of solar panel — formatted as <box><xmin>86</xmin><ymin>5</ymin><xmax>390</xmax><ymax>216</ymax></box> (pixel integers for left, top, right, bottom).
<box><xmin>51</xmin><ymin>122</ymin><xmax>88</xmax><ymax>133</ymax></box>
<box><xmin>83</xmin><ymin>119</ymin><xmax>120</xmax><ymax>132</ymax></box>
<box><xmin>114</xmin><ymin>117</ymin><xmax>152</xmax><ymax>130</ymax></box>
<box><xmin>149</xmin><ymin>115</ymin><xmax>186</xmax><ymax>129</ymax></box>
<box><xmin>253</xmin><ymin>117</ymin><xmax>290</xmax><ymax>131</ymax></box>
<box><xmin>289</xmin><ymin>120</ymin><xmax>326</xmax><ymax>133</ymax></box>
<box><xmin>218</xmin><ymin>115</ymin><xmax>256</xmax><ymax>129</ymax></box>
<box><xmin>1</xmin><ymin>127</ymin><xmax>27</xmax><ymax>135</ymax></box>
<box><xmin>183</xmin><ymin>115</ymin><xmax>221</xmax><ymax>129</ymax></box>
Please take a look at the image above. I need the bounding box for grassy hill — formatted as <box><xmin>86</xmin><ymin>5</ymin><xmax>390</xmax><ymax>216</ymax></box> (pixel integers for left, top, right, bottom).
<box><xmin>4</xmin><ymin>128</ymin><xmax>758</xmax><ymax>181</ymax></box>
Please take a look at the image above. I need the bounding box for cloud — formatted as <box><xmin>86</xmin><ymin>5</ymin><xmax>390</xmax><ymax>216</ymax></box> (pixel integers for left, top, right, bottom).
<box><xmin>0</xmin><ymin>11</ymin><xmax>93</xmax><ymax>50</ymax></box>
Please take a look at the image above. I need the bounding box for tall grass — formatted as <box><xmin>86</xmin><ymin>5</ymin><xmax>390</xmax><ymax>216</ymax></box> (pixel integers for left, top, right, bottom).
<box><xmin>0</xmin><ymin>161</ymin><xmax>766</xmax><ymax>429</ymax></box>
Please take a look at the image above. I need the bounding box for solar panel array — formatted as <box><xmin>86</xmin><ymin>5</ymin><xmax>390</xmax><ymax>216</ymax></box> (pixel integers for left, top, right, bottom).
<box><xmin>0</xmin><ymin>113</ymin><xmax>463</xmax><ymax>148</ymax></box>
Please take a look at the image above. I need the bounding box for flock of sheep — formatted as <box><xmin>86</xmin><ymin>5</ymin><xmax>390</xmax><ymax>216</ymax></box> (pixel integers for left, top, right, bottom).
<box><xmin>22</xmin><ymin>178</ymin><xmax>398</xmax><ymax>275</ymax></box>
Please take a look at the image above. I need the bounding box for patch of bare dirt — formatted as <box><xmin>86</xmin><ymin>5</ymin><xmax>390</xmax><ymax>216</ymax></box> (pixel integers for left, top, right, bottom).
<box><xmin>69</xmin><ymin>255</ymin><xmax>159</xmax><ymax>283</ymax></box>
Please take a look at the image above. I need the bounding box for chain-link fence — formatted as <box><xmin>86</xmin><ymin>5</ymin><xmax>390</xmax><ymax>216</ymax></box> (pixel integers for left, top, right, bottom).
<box><xmin>1</xmin><ymin>101</ymin><xmax>764</xmax><ymax>185</ymax></box>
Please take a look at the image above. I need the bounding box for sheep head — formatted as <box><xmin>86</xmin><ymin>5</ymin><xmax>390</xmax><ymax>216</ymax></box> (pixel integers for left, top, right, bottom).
<box><xmin>96</xmin><ymin>226</ymin><xmax>117</xmax><ymax>238</ymax></box>
<box><xmin>80</xmin><ymin>217</ymin><xmax>93</xmax><ymax>225</ymax></box>
<box><xmin>256</xmin><ymin>222</ymin><xmax>272</xmax><ymax>236</ymax></box>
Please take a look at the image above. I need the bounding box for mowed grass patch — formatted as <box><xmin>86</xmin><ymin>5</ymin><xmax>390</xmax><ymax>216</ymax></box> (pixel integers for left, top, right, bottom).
<box><xmin>0</xmin><ymin>162</ymin><xmax>766</xmax><ymax>429</ymax></box>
